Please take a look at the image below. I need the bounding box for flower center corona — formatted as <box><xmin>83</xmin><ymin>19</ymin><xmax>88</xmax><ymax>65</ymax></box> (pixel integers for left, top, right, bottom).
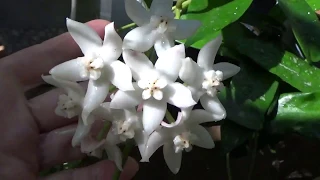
<box><xmin>173</xmin><ymin>132</ymin><xmax>197</xmax><ymax>153</ymax></box>
<box><xmin>202</xmin><ymin>70</ymin><xmax>223</xmax><ymax>97</ymax></box>
<box><xmin>56</xmin><ymin>94</ymin><xmax>80</xmax><ymax>118</ymax></box>
<box><xmin>81</xmin><ymin>56</ymin><xmax>104</xmax><ymax>80</ymax></box>
<box><xmin>138</xmin><ymin>76</ymin><xmax>167</xmax><ymax>100</ymax></box>
<box><xmin>113</xmin><ymin>120</ymin><xmax>135</xmax><ymax>141</ymax></box>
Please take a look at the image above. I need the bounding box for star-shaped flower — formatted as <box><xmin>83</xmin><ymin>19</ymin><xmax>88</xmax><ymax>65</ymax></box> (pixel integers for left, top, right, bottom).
<box><xmin>110</xmin><ymin>44</ymin><xmax>196</xmax><ymax>135</ymax></box>
<box><xmin>179</xmin><ymin>35</ymin><xmax>240</xmax><ymax>118</ymax></box>
<box><xmin>141</xmin><ymin>110</ymin><xmax>216</xmax><ymax>174</ymax></box>
<box><xmin>80</xmin><ymin>130</ymin><xmax>124</xmax><ymax>171</ymax></box>
<box><xmin>42</xmin><ymin>75</ymin><xmax>84</xmax><ymax>119</ymax></box>
<box><xmin>123</xmin><ymin>0</ymin><xmax>201</xmax><ymax>55</ymax></box>
<box><xmin>49</xmin><ymin>19</ymin><xmax>134</xmax><ymax>124</ymax></box>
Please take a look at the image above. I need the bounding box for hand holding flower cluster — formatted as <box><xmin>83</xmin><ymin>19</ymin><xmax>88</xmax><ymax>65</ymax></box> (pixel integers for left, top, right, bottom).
<box><xmin>42</xmin><ymin>0</ymin><xmax>240</xmax><ymax>175</ymax></box>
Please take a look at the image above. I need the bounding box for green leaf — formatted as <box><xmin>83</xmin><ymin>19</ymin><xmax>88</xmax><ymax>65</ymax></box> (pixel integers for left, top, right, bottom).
<box><xmin>144</xmin><ymin>0</ymin><xmax>153</xmax><ymax>8</ymax></box>
<box><xmin>181</xmin><ymin>0</ymin><xmax>253</xmax><ymax>49</ymax></box>
<box><xmin>221</xmin><ymin>120</ymin><xmax>254</xmax><ymax>154</ymax></box>
<box><xmin>306</xmin><ymin>0</ymin><xmax>320</xmax><ymax>11</ymax></box>
<box><xmin>270</xmin><ymin>92</ymin><xmax>320</xmax><ymax>139</ymax></box>
<box><xmin>218</xmin><ymin>63</ymin><xmax>279</xmax><ymax>130</ymax></box>
<box><xmin>223</xmin><ymin>22</ymin><xmax>320</xmax><ymax>92</ymax></box>
<box><xmin>279</xmin><ymin>0</ymin><xmax>320</xmax><ymax>62</ymax></box>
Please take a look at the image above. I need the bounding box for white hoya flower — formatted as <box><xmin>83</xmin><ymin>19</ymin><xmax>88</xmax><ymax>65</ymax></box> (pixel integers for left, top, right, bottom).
<box><xmin>42</xmin><ymin>75</ymin><xmax>84</xmax><ymax>119</ymax></box>
<box><xmin>179</xmin><ymin>35</ymin><xmax>240</xmax><ymax>117</ymax></box>
<box><xmin>71</xmin><ymin>103</ymin><xmax>115</xmax><ymax>147</ymax></box>
<box><xmin>110</xmin><ymin>108</ymin><xmax>141</xmax><ymax>142</ymax></box>
<box><xmin>80</xmin><ymin>130</ymin><xmax>124</xmax><ymax>171</ymax></box>
<box><xmin>110</xmin><ymin>44</ymin><xmax>196</xmax><ymax>135</ymax></box>
<box><xmin>49</xmin><ymin>19</ymin><xmax>134</xmax><ymax>124</ymax></box>
<box><xmin>123</xmin><ymin>0</ymin><xmax>201</xmax><ymax>55</ymax></box>
<box><xmin>141</xmin><ymin>110</ymin><xmax>216</xmax><ymax>174</ymax></box>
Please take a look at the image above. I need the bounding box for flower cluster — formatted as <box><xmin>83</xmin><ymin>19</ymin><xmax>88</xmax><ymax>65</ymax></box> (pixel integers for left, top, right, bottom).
<box><xmin>43</xmin><ymin>0</ymin><xmax>240</xmax><ymax>174</ymax></box>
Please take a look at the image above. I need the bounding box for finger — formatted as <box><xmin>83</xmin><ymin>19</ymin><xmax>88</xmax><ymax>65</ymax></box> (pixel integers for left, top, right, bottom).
<box><xmin>207</xmin><ymin>126</ymin><xmax>221</xmax><ymax>141</ymax></box>
<box><xmin>39</xmin><ymin>124</ymin><xmax>85</xmax><ymax>170</ymax></box>
<box><xmin>39</xmin><ymin>157</ymin><xmax>139</xmax><ymax>180</ymax></box>
<box><xmin>0</xmin><ymin>19</ymin><xmax>109</xmax><ymax>87</ymax></box>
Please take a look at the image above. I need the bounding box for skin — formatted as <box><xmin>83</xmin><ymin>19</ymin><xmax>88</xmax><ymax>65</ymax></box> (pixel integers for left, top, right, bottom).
<box><xmin>0</xmin><ymin>19</ymin><xmax>139</xmax><ymax>180</ymax></box>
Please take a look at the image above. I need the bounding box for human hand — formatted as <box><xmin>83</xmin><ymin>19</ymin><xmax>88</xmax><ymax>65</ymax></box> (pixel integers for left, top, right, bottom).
<box><xmin>0</xmin><ymin>20</ymin><xmax>139</xmax><ymax>180</ymax></box>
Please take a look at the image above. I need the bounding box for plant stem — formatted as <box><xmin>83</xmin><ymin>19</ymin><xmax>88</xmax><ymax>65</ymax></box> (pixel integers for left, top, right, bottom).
<box><xmin>226</xmin><ymin>153</ymin><xmax>232</xmax><ymax>180</ymax></box>
<box><xmin>175</xmin><ymin>8</ymin><xmax>181</xmax><ymax>19</ymax></box>
<box><xmin>117</xmin><ymin>23</ymin><xmax>136</xmax><ymax>32</ymax></box>
<box><xmin>172</xmin><ymin>0</ymin><xmax>192</xmax><ymax>11</ymax></box>
<box><xmin>96</xmin><ymin>121</ymin><xmax>112</xmax><ymax>141</ymax></box>
<box><xmin>112</xmin><ymin>142</ymin><xmax>134</xmax><ymax>180</ymax></box>
<box><xmin>176</xmin><ymin>0</ymin><xmax>185</xmax><ymax>9</ymax></box>
<box><xmin>165</xmin><ymin>110</ymin><xmax>175</xmax><ymax>123</ymax></box>
<box><xmin>248</xmin><ymin>133</ymin><xmax>259</xmax><ymax>180</ymax></box>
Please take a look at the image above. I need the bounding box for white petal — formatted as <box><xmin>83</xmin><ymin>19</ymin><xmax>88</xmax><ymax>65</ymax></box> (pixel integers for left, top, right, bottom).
<box><xmin>143</xmin><ymin>99</ymin><xmax>167</xmax><ymax>135</ymax></box>
<box><xmin>66</xmin><ymin>18</ymin><xmax>102</xmax><ymax>56</ymax></box>
<box><xmin>212</xmin><ymin>62</ymin><xmax>240</xmax><ymax>80</ymax></box>
<box><xmin>110</xmin><ymin>83</ymin><xmax>143</xmax><ymax>109</ymax></box>
<box><xmin>150</xmin><ymin>0</ymin><xmax>174</xmax><ymax>17</ymax></box>
<box><xmin>82</xmin><ymin>78</ymin><xmax>110</xmax><ymax>125</ymax></box>
<box><xmin>154</xmin><ymin>35</ymin><xmax>175</xmax><ymax>57</ymax></box>
<box><xmin>125</xmin><ymin>0</ymin><xmax>151</xmax><ymax>26</ymax></box>
<box><xmin>165</xmin><ymin>83</ymin><xmax>196</xmax><ymax>108</ymax></box>
<box><xmin>42</xmin><ymin>75</ymin><xmax>85</xmax><ymax>97</ymax></box>
<box><xmin>123</xmin><ymin>24</ymin><xmax>160</xmax><ymax>52</ymax></box>
<box><xmin>200</xmin><ymin>94</ymin><xmax>226</xmax><ymax>118</ymax></box>
<box><xmin>142</xmin><ymin>89</ymin><xmax>152</xmax><ymax>100</ymax></box>
<box><xmin>170</xmin><ymin>19</ymin><xmax>201</xmax><ymax>40</ymax></box>
<box><xmin>163</xmin><ymin>143</ymin><xmax>182</xmax><ymax>174</ymax></box>
<box><xmin>155</xmin><ymin>44</ymin><xmax>186</xmax><ymax>82</ymax></box>
<box><xmin>161</xmin><ymin>111</ymin><xmax>184</xmax><ymax>128</ymax></box>
<box><xmin>49</xmin><ymin>58</ymin><xmax>88</xmax><ymax>81</ymax></box>
<box><xmin>107</xmin><ymin>60</ymin><xmax>134</xmax><ymax>91</ymax></box>
<box><xmin>122</xmin><ymin>49</ymin><xmax>153</xmax><ymax>80</ymax></box>
<box><xmin>155</xmin><ymin>78</ymin><xmax>167</xmax><ymax>89</ymax></box>
<box><xmin>100</xmin><ymin>22</ymin><xmax>123</xmax><ymax>62</ymax></box>
<box><xmin>137</xmin><ymin>79</ymin><xmax>149</xmax><ymax>89</ymax></box>
<box><xmin>134</xmin><ymin>130</ymin><xmax>148</xmax><ymax>157</ymax></box>
<box><xmin>179</xmin><ymin>57</ymin><xmax>204</xmax><ymax>88</ymax></box>
<box><xmin>89</xmin><ymin>70</ymin><xmax>101</xmax><ymax>80</ymax></box>
<box><xmin>197</xmin><ymin>34</ymin><xmax>222</xmax><ymax>70</ymax></box>
<box><xmin>141</xmin><ymin>130</ymin><xmax>167</xmax><ymax>161</ymax></box>
<box><xmin>190</xmin><ymin>125</ymin><xmax>215</xmax><ymax>149</ymax></box>
<box><xmin>153</xmin><ymin>90</ymin><xmax>163</xmax><ymax>100</ymax></box>
<box><xmin>72</xmin><ymin>117</ymin><xmax>92</xmax><ymax>147</ymax></box>
<box><xmin>188</xmin><ymin>109</ymin><xmax>224</xmax><ymax>125</ymax></box>
<box><xmin>105</xmin><ymin>145</ymin><xmax>123</xmax><ymax>171</ymax></box>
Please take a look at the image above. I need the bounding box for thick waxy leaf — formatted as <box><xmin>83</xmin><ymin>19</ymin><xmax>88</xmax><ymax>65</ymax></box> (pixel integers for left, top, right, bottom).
<box><xmin>223</xmin><ymin>23</ymin><xmax>320</xmax><ymax>92</ymax></box>
<box><xmin>218</xmin><ymin>63</ymin><xmax>279</xmax><ymax>130</ymax></box>
<box><xmin>279</xmin><ymin>0</ymin><xmax>320</xmax><ymax>62</ymax></box>
<box><xmin>181</xmin><ymin>0</ymin><xmax>252</xmax><ymax>49</ymax></box>
<box><xmin>270</xmin><ymin>92</ymin><xmax>320</xmax><ymax>139</ymax></box>
<box><xmin>306</xmin><ymin>0</ymin><xmax>320</xmax><ymax>11</ymax></box>
<box><xmin>221</xmin><ymin>120</ymin><xmax>254</xmax><ymax>154</ymax></box>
